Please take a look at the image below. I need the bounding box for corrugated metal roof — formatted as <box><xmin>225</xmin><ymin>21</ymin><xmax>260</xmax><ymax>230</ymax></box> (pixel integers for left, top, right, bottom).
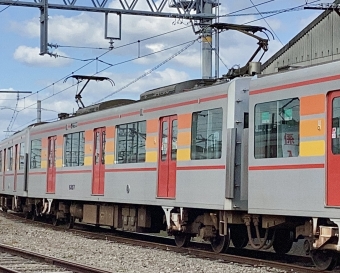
<box><xmin>261</xmin><ymin>0</ymin><xmax>340</xmax><ymax>70</ymax></box>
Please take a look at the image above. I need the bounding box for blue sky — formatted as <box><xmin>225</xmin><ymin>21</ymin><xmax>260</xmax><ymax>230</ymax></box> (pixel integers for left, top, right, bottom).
<box><xmin>0</xmin><ymin>0</ymin><xmax>323</xmax><ymax>140</ymax></box>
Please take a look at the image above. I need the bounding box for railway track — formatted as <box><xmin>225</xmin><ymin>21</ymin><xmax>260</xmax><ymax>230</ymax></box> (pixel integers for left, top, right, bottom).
<box><xmin>0</xmin><ymin>211</ymin><xmax>335</xmax><ymax>273</ymax></box>
<box><xmin>0</xmin><ymin>243</ymin><xmax>113</xmax><ymax>273</ymax></box>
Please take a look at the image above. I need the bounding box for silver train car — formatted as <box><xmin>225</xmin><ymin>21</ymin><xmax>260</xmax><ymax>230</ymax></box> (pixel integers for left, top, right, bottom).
<box><xmin>1</xmin><ymin>60</ymin><xmax>340</xmax><ymax>269</ymax></box>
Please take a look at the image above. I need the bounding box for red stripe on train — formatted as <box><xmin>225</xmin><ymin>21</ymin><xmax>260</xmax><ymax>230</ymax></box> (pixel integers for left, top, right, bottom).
<box><xmin>177</xmin><ymin>165</ymin><xmax>226</xmax><ymax>170</ymax></box>
<box><xmin>250</xmin><ymin>74</ymin><xmax>340</xmax><ymax>95</ymax></box>
<box><xmin>249</xmin><ymin>163</ymin><xmax>324</xmax><ymax>170</ymax></box>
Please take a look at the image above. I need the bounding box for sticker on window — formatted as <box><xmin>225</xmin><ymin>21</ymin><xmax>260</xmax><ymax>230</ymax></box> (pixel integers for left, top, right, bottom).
<box><xmin>283</xmin><ymin>109</ymin><xmax>293</xmax><ymax>121</ymax></box>
<box><xmin>261</xmin><ymin>112</ymin><xmax>270</xmax><ymax>124</ymax></box>
<box><xmin>332</xmin><ymin>127</ymin><xmax>337</xmax><ymax>139</ymax></box>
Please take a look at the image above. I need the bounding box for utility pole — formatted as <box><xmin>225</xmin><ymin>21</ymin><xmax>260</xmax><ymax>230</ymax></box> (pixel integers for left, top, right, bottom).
<box><xmin>201</xmin><ymin>1</ymin><xmax>213</xmax><ymax>79</ymax></box>
<box><xmin>37</xmin><ymin>100</ymin><xmax>41</xmax><ymax>123</ymax></box>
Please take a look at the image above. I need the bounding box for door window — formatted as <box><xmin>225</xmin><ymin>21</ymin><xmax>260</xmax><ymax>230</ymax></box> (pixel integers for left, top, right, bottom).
<box><xmin>331</xmin><ymin>97</ymin><xmax>340</xmax><ymax>154</ymax></box>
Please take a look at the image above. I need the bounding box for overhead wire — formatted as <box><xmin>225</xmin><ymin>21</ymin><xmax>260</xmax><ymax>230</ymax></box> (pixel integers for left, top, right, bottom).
<box><xmin>15</xmin><ymin>38</ymin><xmax>198</xmax><ymax>115</ymax></box>
<box><xmin>0</xmin><ymin>0</ymin><xmax>18</xmax><ymax>14</ymax></box>
<box><xmin>54</xmin><ymin>25</ymin><xmax>192</xmax><ymax>50</ymax></box>
<box><xmin>249</xmin><ymin>0</ymin><xmax>284</xmax><ymax>46</ymax></box>
<box><xmin>6</xmin><ymin>0</ymin><xmax>321</xmax><ymax>132</ymax></box>
<box><xmin>9</xmin><ymin>39</ymin><xmax>198</xmax><ymax>132</ymax></box>
<box><xmin>4</xmin><ymin>48</ymin><xmax>112</xmax><ymax>131</ymax></box>
<box><xmin>94</xmin><ymin>39</ymin><xmax>199</xmax><ymax>104</ymax></box>
<box><xmin>245</xmin><ymin>0</ymin><xmax>322</xmax><ymax>25</ymax></box>
<box><xmin>20</xmin><ymin>48</ymin><xmax>112</xmax><ymax>101</ymax></box>
<box><xmin>6</xmin><ymin>93</ymin><xmax>19</xmax><ymax>136</ymax></box>
<box><xmin>94</xmin><ymin>0</ymin><xmax>323</xmax><ymax>103</ymax></box>
<box><xmin>6</xmin><ymin>26</ymin><xmax>201</xmax><ymax>131</ymax></box>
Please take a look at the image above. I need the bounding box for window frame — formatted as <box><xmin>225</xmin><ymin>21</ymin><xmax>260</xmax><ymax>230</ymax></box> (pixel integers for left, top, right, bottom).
<box><xmin>116</xmin><ymin>120</ymin><xmax>146</xmax><ymax>164</ymax></box>
<box><xmin>7</xmin><ymin>146</ymin><xmax>13</xmax><ymax>171</ymax></box>
<box><xmin>30</xmin><ymin>139</ymin><xmax>42</xmax><ymax>169</ymax></box>
<box><xmin>191</xmin><ymin>108</ymin><xmax>223</xmax><ymax>160</ymax></box>
<box><xmin>63</xmin><ymin>131</ymin><xmax>85</xmax><ymax>167</ymax></box>
<box><xmin>19</xmin><ymin>142</ymin><xmax>25</xmax><ymax>170</ymax></box>
<box><xmin>254</xmin><ymin>98</ymin><xmax>300</xmax><ymax>159</ymax></box>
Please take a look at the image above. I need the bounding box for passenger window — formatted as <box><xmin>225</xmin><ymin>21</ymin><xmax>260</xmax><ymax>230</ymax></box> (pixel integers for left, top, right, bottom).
<box><xmin>332</xmin><ymin>97</ymin><xmax>340</xmax><ymax>154</ymax></box>
<box><xmin>30</xmin><ymin>139</ymin><xmax>42</xmax><ymax>169</ymax></box>
<box><xmin>254</xmin><ymin>98</ymin><xmax>300</xmax><ymax>158</ymax></box>
<box><xmin>191</xmin><ymin>108</ymin><xmax>223</xmax><ymax>160</ymax></box>
<box><xmin>7</xmin><ymin>147</ymin><xmax>13</xmax><ymax>171</ymax></box>
<box><xmin>64</xmin><ymin>132</ymin><xmax>85</xmax><ymax>167</ymax></box>
<box><xmin>19</xmin><ymin>143</ymin><xmax>25</xmax><ymax>170</ymax></box>
<box><xmin>171</xmin><ymin>120</ymin><xmax>178</xmax><ymax>160</ymax></box>
<box><xmin>116</xmin><ymin>121</ymin><xmax>146</xmax><ymax>164</ymax></box>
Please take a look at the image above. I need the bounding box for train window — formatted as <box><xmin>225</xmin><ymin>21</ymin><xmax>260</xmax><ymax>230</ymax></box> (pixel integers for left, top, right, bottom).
<box><xmin>331</xmin><ymin>97</ymin><xmax>340</xmax><ymax>154</ymax></box>
<box><xmin>116</xmin><ymin>121</ymin><xmax>146</xmax><ymax>164</ymax></box>
<box><xmin>254</xmin><ymin>98</ymin><xmax>300</xmax><ymax>159</ymax></box>
<box><xmin>191</xmin><ymin>108</ymin><xmax>223</xmax><ymax>160</ymax></box>
<box><xmin>19</xmin><ymin>143</ymin><xmax>25</xmax><ymax>170</ymax></box>
<box><xmin>7</xmin><ymin>147</ymin><xmax>13</xmax><ymax>171</ymax></box>
<box><xmin>30</xmin><ymin>139</ymin><xmax>42</xmax><ymax>169</ymax></box>
<box><xmin>161</xmin><ymin>121</ymin><xmax>168</xmax><ymax>161</ymax></box>
<box><xmin>102</xmin><ymin>131</ymin><xmax>106</xmax><ymax>164</ymax></box>
<box><xmin>0</xmin><ymin>150</ymin><xmax>2</xmax><ymax>172</ymax></box>
<box><xmin>63</xmin><ymin>131</ymin><xmax>85</xmax><ymax>167</ymax></box>
<box><xmin>171</xmin><ymin>120</ymin><xmax>178</xmax><ymax>160</ymax></box>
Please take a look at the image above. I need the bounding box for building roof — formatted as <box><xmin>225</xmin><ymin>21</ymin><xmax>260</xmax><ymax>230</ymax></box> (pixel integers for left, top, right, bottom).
<box><xmin>262</xmin><ymin>1</ymin><xmax>340</xmax><ymax>70</ymax></box>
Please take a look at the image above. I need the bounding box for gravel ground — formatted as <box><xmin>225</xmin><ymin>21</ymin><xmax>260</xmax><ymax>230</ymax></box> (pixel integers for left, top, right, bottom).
<box><xmin>0</xmin><ymin>214</ymin><xmax>288</xmax><ymax>273</ymax></box>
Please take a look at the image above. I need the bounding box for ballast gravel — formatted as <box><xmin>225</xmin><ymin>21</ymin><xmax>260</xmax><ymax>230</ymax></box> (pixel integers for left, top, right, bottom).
<box><xmin>0</xmin><ymin>215</ymin><xmax>287</xmax><ymax>273</ymax></box>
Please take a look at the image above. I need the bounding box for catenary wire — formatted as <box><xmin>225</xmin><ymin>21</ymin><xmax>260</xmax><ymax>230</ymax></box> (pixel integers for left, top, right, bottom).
<box><xmin>93</xmin><ymin>39</ymin><xmax>198</xmax><ymax>104</ymax></box>
<box><xmin>9</xmin><ymin>0</ymin><xmax>318</xmax><ymax>130</ymax></box>
<box><xmin>12</xmin><ymin>38</ymin><xmax>198</xmax><ymax>119</ymax></box>
<box><xmin>0</xmin><ymin>0</ymin><xmax>18</xmax><ymax>14</ymax></box>
<box><xmin>9</xmin><ymin>39</ymin><xmax>198</xmax><ymax>132</ymax></box>
<box><xmin>7</xmin><ymin>0</ymin><xmax>320</xmax><ymax>132</ymax></box>
<box><xmin>249</xmin><ymin>0</ymin><xmax>284</xmax><ymax>46</ymax></box>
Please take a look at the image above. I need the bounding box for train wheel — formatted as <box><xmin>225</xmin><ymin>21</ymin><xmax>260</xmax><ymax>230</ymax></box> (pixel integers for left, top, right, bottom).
<box><xmin>52</xmin><ymin>216</ymin><xmax>59</xmax><ymax>226</ymax></box>
<box><xmin>31</xmin><ymin>210</ymin><xmax>37</xmax><ymax>221</ymax></box>
<box><xmin>230</xmin><ymin>225</ymin><xmax>248</xmax><ymax>249</ymax></box>
<box><xmin>210</xmin><ymin>234</ymin><xmax>230</xmax><ymax>253</ymax></box>
<box><xmin>66</xmin><ymin>216</ymin><xmax>74</xmax><ymax>229</ymax></box>
<box><xmin>24</xmin><ymin>211</ymin><xmax>31</xmax><ymax>219</ymax></box>
<box><xmin>273</xmin><ymin>230</ymin><xmax>294</xmax><ymax>254</ymax></box>
<box><xmin>311</xmin><ymin>250</ymin><xmax>338</xmax><ymax>271</ymax></box>
<box><xmin>174</xmin><ymin>233</ymin><xmax>191</xmax><ymax>248</ymax></box>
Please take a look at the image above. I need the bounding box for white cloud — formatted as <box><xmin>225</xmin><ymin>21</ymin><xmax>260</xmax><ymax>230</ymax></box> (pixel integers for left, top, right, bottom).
<box><xmin>145</xmin><ymin>43</ymin><xmax>165</xmax><ymax>52</ymax></box>
<box><xmin>13</xmin><ymin>46</ymin><xmax>72</xmax><ymax>67</ymax></box>
<box><xmin>12</xmin><ymin>13</ymin><xmax>106</xmax><ymax>47</ymax></box>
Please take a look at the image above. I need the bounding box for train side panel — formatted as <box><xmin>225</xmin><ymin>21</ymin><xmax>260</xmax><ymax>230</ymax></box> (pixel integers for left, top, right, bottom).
<box><xmin>25</xmin><ymin>77</ymin><xmax>250</xmax><ymax>211</ymax></box>
<box><xmin>0</xmin><ymin>129</ymin><xmax>29</xmax><ymax>198</ymax></box>
<box><xmin>248</xmin><ymin>61</ymin><xmax>340</xmax><ymax>219</ymax></box>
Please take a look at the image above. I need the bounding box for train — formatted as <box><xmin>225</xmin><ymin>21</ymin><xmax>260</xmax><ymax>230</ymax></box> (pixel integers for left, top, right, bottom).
<box><xmin>1</xmin><ymin>59</ymin><xmax>340</xmax><ymax>270</ymax></box>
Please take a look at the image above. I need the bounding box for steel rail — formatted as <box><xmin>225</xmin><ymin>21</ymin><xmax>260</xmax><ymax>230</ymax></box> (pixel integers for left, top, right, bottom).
<box><xmin>0</xmin><ymin>264</ymin><xmax>21</xmax><ymax>273</ymax></box>
<box><xmin>0</xmin><ymin>243</ymin><xmax>112</xmax><ymax>273</ymax></box>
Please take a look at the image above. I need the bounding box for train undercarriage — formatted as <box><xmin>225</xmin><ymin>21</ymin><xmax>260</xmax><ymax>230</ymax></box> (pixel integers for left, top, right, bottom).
<box><xmin>1</xmin><ymin>195</ymin><xmax>339</xmax><ymax>270</ymax></box>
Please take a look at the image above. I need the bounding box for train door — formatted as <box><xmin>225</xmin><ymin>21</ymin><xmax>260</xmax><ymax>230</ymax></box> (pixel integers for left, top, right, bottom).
<box><xmin>327</xmin><ymin>91</ymin><xmax>340</xmax><ymax>206</ymax></box>
<box><xmin>2</xmin><ymin>149</ymin><xmax>6</xmax><ymax>191</ymax></box>
<box><xmin>92</xmin><ymin>127</ymin><xmax>106</xmax><ymax>195</ymax></box>
<box><xmin>13</xmin><ymin>144</ymin><xmax>18</xmax><ymax>192</ymax></box>
<box><xmin>157</xmin><ymin>116</ymin><xmax>177</xmax><ymax>198</ymax></box>
<box><xmin>46</xmin><ymin>136</ymin><xmax>56</xmax><ymax>193</ymax></box>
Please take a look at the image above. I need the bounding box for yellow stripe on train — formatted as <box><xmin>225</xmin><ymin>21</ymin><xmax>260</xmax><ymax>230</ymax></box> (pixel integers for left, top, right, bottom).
<box><xmin>300</xmin><ymin>140</ymin><xmax>325</xmax><ymax>156</ymax></box>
